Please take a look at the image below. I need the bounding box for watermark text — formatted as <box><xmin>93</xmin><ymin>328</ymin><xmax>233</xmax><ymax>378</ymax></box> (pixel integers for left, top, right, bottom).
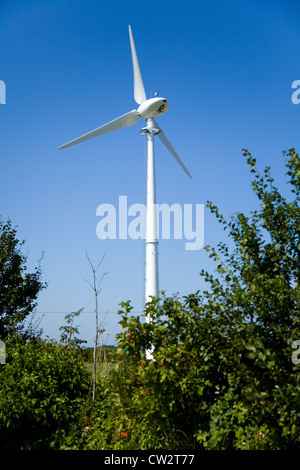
<box><xmin>96</xmin><ymin>196</ymin><xmax>204</xmax><ymax>251</ymax></box>
<box><xmin>292</xmin><ymin>340</ymin><xmax>300</xmax><ymax>365</ymax></box>
<box><xmin>0</xmin><ymin>340</ymin><xmax>5</xmax><ymax>364</ymax></box>
<box><xmin>0</xmin><ymin>80</ymin><xmax>6</xmax><ymax>104</ymax></box>
<box><xmin>291</xmin><ymin>80</ymin><xmax>300</xmax><ymax>105</ymax></box>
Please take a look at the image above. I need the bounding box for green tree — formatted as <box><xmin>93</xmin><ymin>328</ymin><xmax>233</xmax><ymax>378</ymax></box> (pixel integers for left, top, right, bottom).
<box><xmin>0</xmin><ymin>337</ymin><xmax>91</xmax><ymax>449</ymax></box>
<box><xmin>84</xmin><ymin>148</ymin><xmax>300</xmax><ymax>450</ymax></box>
<box><xmin>0</xmin><ymin>219</ymin><xmax>46</xmax><ymax>339</ymax></box>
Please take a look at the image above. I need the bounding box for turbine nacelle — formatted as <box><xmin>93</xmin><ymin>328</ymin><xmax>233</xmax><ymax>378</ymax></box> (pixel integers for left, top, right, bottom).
<box><xmin>137</xmin><ymin>97</ymin><xmax>169</xmax><ymax>119</ymax></box>
<box><xmin>58</xmin><ymin>25</ymin><xmax>191</xmax><ymax>180</ymax></box>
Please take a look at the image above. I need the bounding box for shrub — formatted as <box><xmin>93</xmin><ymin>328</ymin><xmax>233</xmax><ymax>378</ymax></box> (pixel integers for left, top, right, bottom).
<box><xmin>0</xmin><ymin>337</ymin><xmax>91</xmax><ymax>449</ymax></box>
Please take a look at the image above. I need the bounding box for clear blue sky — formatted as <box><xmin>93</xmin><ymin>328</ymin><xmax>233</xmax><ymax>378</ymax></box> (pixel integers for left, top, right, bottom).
<box><xmin>1</xmin><ymin>0</ymin><xmax>300</xmax><ymax>346</ymax></box>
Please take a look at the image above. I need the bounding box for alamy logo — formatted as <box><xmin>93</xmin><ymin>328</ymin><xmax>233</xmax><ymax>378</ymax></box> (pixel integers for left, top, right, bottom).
<box><xmin>0</xmin><ymin>80</ymin><xmax>6</xmax><ymax>104</ymax></box>
<box><xmin>291</xmin><ymin>80</ymin><xmax>300</xmax><ymax>105</ymax></box>
<box><xmin>292</xmin><ymin>340</ymin><xmax>300</xmax><ymax>365</ymax></box>
<box><xmin>96</xmin><ymin>196</ymin><xmax>204</xmax><ymax>251</ymax></box>
<box><xmin>0</xmin><ymin>340</ymin><xmax>5</xmax><ymax>364</ymax></box>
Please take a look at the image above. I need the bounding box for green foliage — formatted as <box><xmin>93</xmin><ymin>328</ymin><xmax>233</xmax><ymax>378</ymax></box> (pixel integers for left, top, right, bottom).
<box><xmin>59</xmin><ymin>308</ymin><xmax>87</xmax><ymax>347</ymax></box>
<box><xmin>0</xmin><ymin>337</ymin><xmax>91</xmax><ymax>449</ymax></box>
<box><xmin>0</xmin><ymin>218</ymin><xmax>46</xmax><ymax>339</ymax></box>
<box><xmin>1</xmin><ymin>148</ymin><xmax>299</xmax><ymax>450</ymax></box>
<box><xmin>79</xmin><ymin>148</ymin><xmax>300</xmax><ymax>450</ymax></box>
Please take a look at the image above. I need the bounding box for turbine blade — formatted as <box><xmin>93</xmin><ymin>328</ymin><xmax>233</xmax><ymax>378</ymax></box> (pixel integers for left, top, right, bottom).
<box><xmin>58</xmin><ymin>110</ymin><xmax>138</xmax><ymax>150</ymax></box>
<box><xmin>128</xmin><ymin>25</ymin><xmax>147</xmax><ymax>105</ymax></box>
<box><xmin>154</xmin><ymin>122</ymin><xmax>191</xmax><ymax>178</ymax></box>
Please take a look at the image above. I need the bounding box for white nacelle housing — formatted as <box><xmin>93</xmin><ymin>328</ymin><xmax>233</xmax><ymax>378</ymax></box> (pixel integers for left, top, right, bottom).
<box><xmin>137</xmin><ymin>97</ymin><xmax>169</xmax><ymax>119</ymax></box>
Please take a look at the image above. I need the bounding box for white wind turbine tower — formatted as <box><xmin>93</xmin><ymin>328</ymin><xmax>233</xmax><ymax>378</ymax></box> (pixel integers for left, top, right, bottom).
<box><xmin>58</xmin><ymin>26</ymin><xmax>191</xmax><ymax>331</ymax></box>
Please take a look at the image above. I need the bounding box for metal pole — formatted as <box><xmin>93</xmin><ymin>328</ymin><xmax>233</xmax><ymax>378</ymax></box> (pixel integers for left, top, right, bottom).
<box><xmin>144</xmin><ymin>119</ymin><xmax>159</xmax><ymax>310</ymax></box>
<box><xmin>140</xmin><ymin>118</ymin><xmax>160</xmax><ymax>359</ymax></box>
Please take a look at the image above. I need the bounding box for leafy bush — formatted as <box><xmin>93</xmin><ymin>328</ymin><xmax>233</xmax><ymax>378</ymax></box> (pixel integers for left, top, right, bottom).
<box><xmin>1</xmin><ymin>148</ymin><xmax>299</xmax><ymax>450</ymax></box>
<box><xmin>0</xmin><ymin>337</ymin><xmax>91</xmax><ymax>449</ymax></box>
<box><xmin>81</xmin><ymin>148</ymin><xmax>300</xmax><ymax>450</ymax></box>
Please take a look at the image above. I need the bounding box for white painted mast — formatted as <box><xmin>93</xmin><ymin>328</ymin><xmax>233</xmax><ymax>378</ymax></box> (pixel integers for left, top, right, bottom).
<box><xmin>141</xmin><ymin>118</ymin><xmax>160</xmax><ymax>309</ymax></box>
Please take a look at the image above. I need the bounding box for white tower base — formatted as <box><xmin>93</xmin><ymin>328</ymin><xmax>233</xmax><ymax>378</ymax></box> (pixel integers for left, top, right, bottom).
<box><xmin>140</xmin><ymin>118</ymin><xmax>160</xmax><ymax>359</ymax></box>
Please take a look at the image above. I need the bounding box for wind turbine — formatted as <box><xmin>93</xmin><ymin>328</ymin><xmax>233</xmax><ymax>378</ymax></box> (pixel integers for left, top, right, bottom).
<box><xmin>58</xmin><ymin>25</ymin><xmax>191</xmax><ymax>321</ymax></box>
